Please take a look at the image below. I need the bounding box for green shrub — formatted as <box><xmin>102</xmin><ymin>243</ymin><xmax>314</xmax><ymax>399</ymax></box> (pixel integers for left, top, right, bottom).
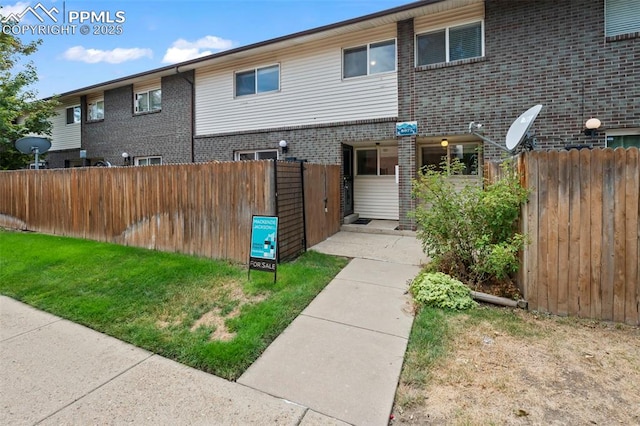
<box><xmin>410</xmin><ymin>272</ymin><xmax>477</xmax><ymax>310</ymax></box>
<box><xmin>411</xmin><ymin>158</ymin><xmax>528</xmax><ymax>286</ymax></box>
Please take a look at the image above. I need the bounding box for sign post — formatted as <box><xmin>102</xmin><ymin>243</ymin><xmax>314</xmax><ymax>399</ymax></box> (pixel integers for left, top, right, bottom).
<box><xmin>248</xmin><ymin>215</ymin><xmax>279</xmax><ymax>282</ymax></box>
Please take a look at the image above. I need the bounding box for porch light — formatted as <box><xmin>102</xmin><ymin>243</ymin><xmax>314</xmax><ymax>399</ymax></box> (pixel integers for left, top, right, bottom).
<box><xmin>122</xmin><ymin>152</ymin><xmax>131</xmax><ymax>166</ymax></box>
<box><xmin>440</xmin><ymin>138</ymin><xmax>449</xmax><ymax>147</ymax></box>
<box><xmin>279</xmin><ymin>140</ymin><xmax>288</xmax><ymax>154</ymax></box>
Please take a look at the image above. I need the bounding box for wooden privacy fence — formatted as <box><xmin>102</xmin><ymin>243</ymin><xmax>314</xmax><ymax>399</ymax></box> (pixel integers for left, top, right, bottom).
<box><xmin>515</xmin><ymin>148</ymin><xmax>639</xmax><ymax>325</ymax></box>
<box><xmin>0</xmin><ymin>161</ymin><xmax>341</xmax><ymax>264</ymax></box>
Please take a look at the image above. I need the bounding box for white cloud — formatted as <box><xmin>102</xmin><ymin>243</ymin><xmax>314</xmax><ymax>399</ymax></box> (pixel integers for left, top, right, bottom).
<box><xmin>162</xmin><ymin>35</ymin><xmax>234</xmax><ymax>64</ymax></box>
<box><xmin>63</xmin><ymin>46</ymin><xmax>153</xmax><ymax>64</ymax></box>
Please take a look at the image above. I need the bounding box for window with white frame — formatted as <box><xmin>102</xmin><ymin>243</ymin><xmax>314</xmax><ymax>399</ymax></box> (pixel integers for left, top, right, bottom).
<box><xmin>235</xmin><ymin>65</ymin><xmax>280</xmax><ymax>97</ymax></box>
<box><xmin>88</xmin><ymin>99</ymin><xmax>104</xmax><ymax>121</ymax></box>
<box><xmin>416</xmin><ymin>21</ymin><xmax>483</xmax><ymax>66</ymax></box>
<box><xmin>66</xmin><ymin>106</ymin><xmax>81</xmax><ymax>124</ymax></box>
<box><xmin>606</xmin><ymin>129</ymin><xmax>640</xmax><ymax>148</ymax></box>
<box><xmin>343</xmin><ymin>39</ymin><xmax>396</xmax><ymax>78</ymax></box>
<box><xmin>420</xmin><ymin>142</ymin><xmax>481</xmax><ymax>176</ymax></box>
<box><xmin>355</xmin><ymin>146</ymin><xmax>398</xmax><ymax>176</ymax></box>
<box><xmin>135</xmin><ymin>156</ymin><xmax>162</xmax><ymax>166</ymax></box>
<box><xmin>234</xmin><ymin>149</ymin><xmax>278</xmax><ymax>161</ymax></box>
<box><xmin>135</xmin><ymin>89</ymin><xmax>161</xmax><ymax>113</ymax></box>
<box><xmin>605</xmin><ymin>0</ymin><xmax>640</xmax><ymax>37</ymax></box>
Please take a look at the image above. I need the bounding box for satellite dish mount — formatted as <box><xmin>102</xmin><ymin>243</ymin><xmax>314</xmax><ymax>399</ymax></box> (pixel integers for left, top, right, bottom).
<box><xmin>14</xmin><ymin>137</ymin><xmax>52</xmax><ymax>170</ymax></box>
<box><xmin>468</xmin><ymin>105</ymin><xmax>543</xmax><ymax>155</ymax></box>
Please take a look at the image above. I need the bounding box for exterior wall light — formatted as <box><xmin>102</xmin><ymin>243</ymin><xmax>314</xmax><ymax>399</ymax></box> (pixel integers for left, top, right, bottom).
<box><xmin>279</xmin><ymin>140</ymin><xmax>288</xmax><ymax>153</ymax></box>
<box><xmin>584</xmin><ymin>118</ymin><xmax>601</xmax><ymax>137</ymax></box>
<box><xmin>122</xmin><ymin>152</ymin><xmax>131</xmax><ymax>166</ymax></box>
<box><xmin>440</xmin><ymin>138</ymin><xmax>449</xmax><ymax>147</ymax></box>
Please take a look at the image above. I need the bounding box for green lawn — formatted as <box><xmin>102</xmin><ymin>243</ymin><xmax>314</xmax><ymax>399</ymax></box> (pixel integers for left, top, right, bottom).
<box><xmin>0</xmin><ymin>229</ymin><xmax>348</xmax><ymax>380</ymax></box>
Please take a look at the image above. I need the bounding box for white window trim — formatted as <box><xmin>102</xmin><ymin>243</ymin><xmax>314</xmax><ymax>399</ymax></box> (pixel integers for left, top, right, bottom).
<box><xmin>66</xmin><ymin>105</ymin><xmax>81</xmax><ymax>125</ymax></box>
<box><xmin>234</xmin><ymin>64</ymin><xmax>281</xmax><ymax>98</ymax></box>
<box><xmin>605</xmin><ymin>0</ymin><xmax>640</xmax><ymax>37</ymax></box>
<box><xmin>354</xmin><ymin>146</ymin><xmax>399</xmax><ymax>176</ymax></box>
<box><xmin>342</xmin><ymin>38</ymin><xmax>397</xmax><ymax>79</ymax></box>
<box><xmin>418</xmin><ymin>141</ymin><xmax>482</xmax><ymax>177</ymax></box>
<box><xmin>605</xmin><ymin>128</ymin><xmax>640</xmax><ymax>147</ymax></box>
<box><xmin>135</xmin><ymin>156</ymin><xmax>163</xmax><ymax>166</ymax></box>
<box><xmin>234</xmin><ymin>149</ymin><xmax>279</xmax><ymax>161</ymax></box>
<box><xmin>134</xmin><ymin>88</ymin><xmax>161</xmax><ymax>114</ymax></box>
<box><xmin>88</xmin><ymin>99</ymin><xmax>104</xmax><ymax>121</ymax></box>
<box><xmin>415</xmin><ymin>20</ymin><xmax>485</xmax><ymax>66</ymax></box>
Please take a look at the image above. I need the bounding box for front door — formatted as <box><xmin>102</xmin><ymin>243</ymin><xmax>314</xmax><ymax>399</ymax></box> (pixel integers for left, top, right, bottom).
<box><xmin>342</xmin><ymin>145</ymin><xmax>354</xmax><ymax>216</ymax></box>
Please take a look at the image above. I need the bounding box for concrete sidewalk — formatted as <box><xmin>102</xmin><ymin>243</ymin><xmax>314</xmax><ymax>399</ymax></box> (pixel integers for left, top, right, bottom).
<box><xmin>0</xmin><ymin>296</ymin><xmax>339</xmax><ymax>425</ymax></box>
<box><xmin>239</xmin><ymin>232</ymin><xmax>425</xmax><ymax>425</ymax></box>
<box><xmin>1</xmin><ymin>231</ymin><xmax>426</xmax><ymax>425</ymax></box>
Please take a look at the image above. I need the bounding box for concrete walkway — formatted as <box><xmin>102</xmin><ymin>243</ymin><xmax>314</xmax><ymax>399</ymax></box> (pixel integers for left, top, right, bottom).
<box><xmin>1</xmin><ymin>231</ymin><xmax>426</xmax><ymax>425</ymax></box>
<box><xmin>239</xmin><ymin>232</ymin><xmax>425</xmax><ymax>425</ymax></box>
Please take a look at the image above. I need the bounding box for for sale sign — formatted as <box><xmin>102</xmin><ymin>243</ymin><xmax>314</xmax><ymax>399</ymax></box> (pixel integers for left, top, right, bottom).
<box><xmin>249</xmin><ymin>216</ymin><xmax>278</xmax><ymax>276</ymax></box>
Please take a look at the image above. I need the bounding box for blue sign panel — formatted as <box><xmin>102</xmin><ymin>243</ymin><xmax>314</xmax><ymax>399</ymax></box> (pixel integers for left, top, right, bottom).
<box><xmin>250</xmin><ymin>216</ymin><xmax>278</xmax><ymax>260</ymax></box>
<box><xmin>396</xmin><ymin>121</ymin><xmax>418</xmax><ymax>137</ymax></box>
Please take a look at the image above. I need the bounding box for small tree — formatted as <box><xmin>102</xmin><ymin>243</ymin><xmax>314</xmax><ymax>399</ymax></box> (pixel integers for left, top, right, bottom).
<box><xmin>0</xmin><ymin>14</ymin><xmax>58</xmax><ymax>169</ymax></box>
<box><xmin>412</xmin><ymin>159</ymin><xmax>528</xmax><ymax>287</ymax></box>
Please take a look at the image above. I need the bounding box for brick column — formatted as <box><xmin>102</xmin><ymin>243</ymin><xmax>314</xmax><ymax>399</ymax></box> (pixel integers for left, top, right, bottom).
<box><xmin>397</xmin><ymin>18</ymin><xmax>417</xmax><ymax>230</ymax></box>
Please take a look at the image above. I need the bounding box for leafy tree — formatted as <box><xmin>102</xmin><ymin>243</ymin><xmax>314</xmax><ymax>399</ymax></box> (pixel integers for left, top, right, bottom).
<box><xmin>0</xmin><ymin>14</ymin><xmax>58</xmax><ymax>170</ymax></box>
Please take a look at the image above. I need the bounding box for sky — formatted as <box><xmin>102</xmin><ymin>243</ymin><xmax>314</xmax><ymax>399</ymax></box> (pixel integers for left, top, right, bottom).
<box><xmin>1</xmin><ymin>0</ymin><xmax>413</xmax><ymax>98</ymax></box>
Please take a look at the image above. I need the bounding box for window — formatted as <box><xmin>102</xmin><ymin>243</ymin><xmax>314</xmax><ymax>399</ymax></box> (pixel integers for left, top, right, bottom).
<box><xmin>343</xmin><ymin>39</ymin><xmax>396</xmax><ymax>78</ymax></box>
<box><xmin>420</xmin><ymin>142</ymin><xmax>480</xmax><ymax>176</ymax></box>
<box><xmin>605</xmin><ymin>0</ymin><xmax>640</xmax><ymax>37</ymax></box>
<box><xmin>88</xmin><ymin>99</ymin><xmax>104</xmax><ymax>121</ymax></box>
<box><xmin>235</xmin><ymin>65</ymin><xmax>280</xmax><ymax>97</ymax></box>
<box><xmin>606</xmin><ymin>130</ymin><xmax>640</xmax><ymax>148</ymax></box>
<box><xmin>356</xmin><ymin>146</ymin><xmax>398</xmax><ymax>176</ymax></box>
<box><xmin>135</xmin><ymin>89</ymin><xmax>161</xmax><ymax>113</ymax></box>
<box><xmin>234</xmin><ymin>150</ymin><xmax>279</xmax><ymax>161</ymax></box>
<box><xmin>66</xmin><ymin>106</ymin><xmax>81</xmax><ymax>124</ymax></box>
<box><xmin>135</xmin><ymin>156</ymin><xmax>162</xmax><ymax>166</ymax></box>
<box><xmin>416</xmin><ymin>21</ymin><xmax>483</xmax><ymax>66</ymax></box>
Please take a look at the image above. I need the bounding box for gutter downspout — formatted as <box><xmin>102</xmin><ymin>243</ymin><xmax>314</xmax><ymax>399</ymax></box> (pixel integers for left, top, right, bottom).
<box><xmin>176</xmin><ymin>66</ymin><xmax>195</xmax><ymax>163</ymax></box>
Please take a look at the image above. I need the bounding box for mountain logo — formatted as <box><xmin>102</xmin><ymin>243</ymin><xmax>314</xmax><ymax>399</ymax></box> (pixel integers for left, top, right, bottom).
<box><xmin>1</xmin><ymin>3</ymin><xmax>60</xmax><ymax>24</ymax></box>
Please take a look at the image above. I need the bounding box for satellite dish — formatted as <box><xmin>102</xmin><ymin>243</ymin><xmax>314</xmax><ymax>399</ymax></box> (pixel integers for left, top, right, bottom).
<box><xmin>505</xmin><ymin>104</ymin><xmax>543</xmax><ymax>151</ymax></box>
<box><xmin>15</xmin><ymin>137</ymin><xmax>51</xmax><ymax>170</ymax></box>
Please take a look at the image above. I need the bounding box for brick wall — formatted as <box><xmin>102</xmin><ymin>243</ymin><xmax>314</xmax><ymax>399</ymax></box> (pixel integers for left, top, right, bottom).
<box><xmin>194</xmin><ymin>119</ymin><xmax>396</xmax><ymax>164</ymax></box>
<box><xmin>413</xmin><ymin>0</ymin><xmax>640</xmax><ymax>160</ymax></box>
<box><xmin>397</xmin><ymin>18</ymin><xmax>417</xmax><ymax>230</ymax></box>
<box><xmin>80</xmin><ymin>71</ymin><xmax>194</xmax><ymax>166</ymax></box>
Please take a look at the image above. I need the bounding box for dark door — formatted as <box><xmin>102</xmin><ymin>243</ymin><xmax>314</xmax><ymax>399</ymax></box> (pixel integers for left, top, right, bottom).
<box><xmin>342</xmin><ymin>145</ymin><xmax>354</xmax><ymax>216</ymax></box>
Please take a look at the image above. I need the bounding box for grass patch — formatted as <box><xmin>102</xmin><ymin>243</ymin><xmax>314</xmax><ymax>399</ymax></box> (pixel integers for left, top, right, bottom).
<box><xmin>397</xmin><ymin>304</ymin><xmax>540</xmax><ymax>408</ymax></box>
<box><xmin>0</xmin><ymin>230</ymin><xmax>348</xmax><ymax>380</ymax></box>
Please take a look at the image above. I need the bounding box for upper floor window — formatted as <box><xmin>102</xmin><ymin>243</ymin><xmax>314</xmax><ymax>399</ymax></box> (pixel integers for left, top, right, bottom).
<box><xmin>88</xmin><ymin>99</ymin><xmax>104</xmax><ymax>121</ymax></box>
<box><xmin>605</xmin><ymin>0</ymin><xmax>640</xmax><ymax>37</ymax></box>
<box><xmin>343</xmin><ymin>39</ymin><xmax>396</xmax><ymax>78</ymax></box>
<box><xmin>135</xmin><ymin>156</ymin><xmax>162</xmax><ymax>166</ymax></box>
<box><xmin>135</xmin><ymin>89</ymin><xmax>161</xmax><ymax>114</ymax></box>
<box><xmin>416</xmin><ymin>21</ymin><xmax>483</xmax><ymax>66</ymax></box>
<box><xmin>234</xmin><ymin>149</ymin><xmax>278</xmax><ymax>161</ymax></box>
<box><xmin>235</xmin><ymin>65</ymin><xmax>280</xmax><ymax>97</ymax></box>
<box><xmin>66</xmin><ymin>106</ymin><xmax>81</xmax><ymax>124</ymax></box>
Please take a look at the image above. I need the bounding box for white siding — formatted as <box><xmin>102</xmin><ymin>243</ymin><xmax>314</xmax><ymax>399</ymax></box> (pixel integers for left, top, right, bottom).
<box><xmin>354</xmin><ymin>175</ymin><xmax>399</xmax><ymax>220</ymax></box>
<box><xmin>414</xmin><ymin>2</ymin><xmax>484</xmax><ymax>32</ymax></box>
<box><xmin>133</xmin><ymin>78</ymin><xmax>161</xmax><ymax>94</ymax></box>
<box><xmin>195</xmin><ymin>24</ymin><xmax>398</xmax><ymax>135</ymax></box>
<box><xmin>50</xmin><ymin>99</ymin><xmax>81</xmax><ymax>151</ymax></box>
